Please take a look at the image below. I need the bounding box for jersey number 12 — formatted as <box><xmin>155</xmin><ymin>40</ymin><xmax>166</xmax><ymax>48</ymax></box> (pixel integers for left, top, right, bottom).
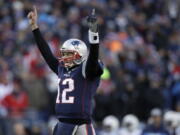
<box><xmin>56</xmin><ymin>78</ymin><xmax>75</xmax><ymax>104</ymax></box>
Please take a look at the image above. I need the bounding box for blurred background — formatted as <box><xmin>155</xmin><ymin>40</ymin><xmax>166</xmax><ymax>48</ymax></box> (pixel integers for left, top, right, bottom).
<box><xmin>0</xmin><ymin>0</ymin><xmax>180</xmax><ymax>135</ymax></box>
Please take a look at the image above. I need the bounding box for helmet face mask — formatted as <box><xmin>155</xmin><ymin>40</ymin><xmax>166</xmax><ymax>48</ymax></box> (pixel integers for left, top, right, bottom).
<box><xmin>59</xmin><ymin>39</ymin><xmax>88</xmax><ymax>68</ymax></box>
<box><xmin>59</xmin><ymin>50</ymin><xmax>81</xmax><ymax>68</ymax></box>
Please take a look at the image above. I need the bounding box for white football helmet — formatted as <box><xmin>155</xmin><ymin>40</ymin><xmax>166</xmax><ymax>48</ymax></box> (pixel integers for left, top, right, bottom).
<box><xmin>59</xmin><ymin>39</ymin><xmax>88</xmax><ymax>68</ymax></box>
<box><xmin>122</xmin><ymin>114</ymin><xmax>139</xmax><ymax>131</ymax></box>
<box><xmin>103</xmin><ymin>115</ymin><xmax>120</xmax><ymax>131</ymax></box>
<box><xmin>164</xmin><ymin>111</ymin><xmax>180</xmax><ymax>128</ymax></box>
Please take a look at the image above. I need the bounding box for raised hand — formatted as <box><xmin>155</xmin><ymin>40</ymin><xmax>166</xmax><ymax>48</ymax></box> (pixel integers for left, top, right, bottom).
<box><xmin>87</xmin><ymin>9</ymin><xmax>98</xmax><ymax>33</ymax></box>
<box><xmin>27</xmin><ymin>6</ymin><xmax>38</xmax><ymax>30</ymax></box>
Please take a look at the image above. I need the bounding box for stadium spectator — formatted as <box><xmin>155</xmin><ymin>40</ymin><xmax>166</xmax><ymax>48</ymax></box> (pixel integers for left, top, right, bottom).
<box><xmin>2</xmin><ymin>77</ymin><xmax>28</xmax><ymax>118</ymax></box>
<box><xmin>119</xmin><ymin>114</ymin><xmax>142</xmax><ymax>135</ymax></box>
<box><xmin>98</xmin><ymin>115</ymin><xmax>120</xmax><ymax>135</ymax></box>
<box><xmin>0</xmin><ymin>73</ymin><xmax>13</xmax><ymax>105</ymax></box>
<box><xmin>164</xmin><ymin>111</ymin><xmax>180</xmax><ymax>135</ymax></box>
<box><xmin>142</xmin><ymin>108</ymin><xmax>170</xmax><ymax>135</ymax></box>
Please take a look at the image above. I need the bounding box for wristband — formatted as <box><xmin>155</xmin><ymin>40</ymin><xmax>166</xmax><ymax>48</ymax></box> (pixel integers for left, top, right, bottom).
<box><xmin>88</xmin><ymin>30</ymin><xmax>99</xmax><ymax>44</ymax></box>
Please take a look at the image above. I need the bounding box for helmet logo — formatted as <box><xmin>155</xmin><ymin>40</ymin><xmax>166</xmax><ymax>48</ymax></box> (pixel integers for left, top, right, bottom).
<box><xmin>71</xmin><ymin>40</ymin><xmax>80</xmax><ymax>49</ymax></box>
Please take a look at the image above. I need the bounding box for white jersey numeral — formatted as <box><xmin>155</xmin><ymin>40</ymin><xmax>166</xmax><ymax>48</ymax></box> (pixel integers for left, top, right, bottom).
<box><xmin>62</xmin><ymin>78</ymin><xmax>74</xmax><ymax>103</ymax></box>
<box><xmin>56</xmin><ymin>79</ymin><xmax>61</xmax><ymax>103</ymax></box>
<box><xmin>56</xmin><ymin>78</ymin><xmax>75</xmax><ymax>104</ymax></box>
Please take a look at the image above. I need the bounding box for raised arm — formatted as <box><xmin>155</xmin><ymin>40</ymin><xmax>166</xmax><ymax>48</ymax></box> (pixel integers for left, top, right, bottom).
<box><xmin>27</xmin><ymin>6</ymin><xmax>59</xmax><ymax>74</ymax></box>
<box><xmin>83</xmin><ymin>9</ymin><xmax>103</xmax><ymax>80</ymax></box>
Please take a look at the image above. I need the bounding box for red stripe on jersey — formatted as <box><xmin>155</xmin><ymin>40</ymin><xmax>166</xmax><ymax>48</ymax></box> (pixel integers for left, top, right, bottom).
<box><xmin>86</xmin><ymin>125</ymin><xmax>89</xmax><ymax>135</ymax></box>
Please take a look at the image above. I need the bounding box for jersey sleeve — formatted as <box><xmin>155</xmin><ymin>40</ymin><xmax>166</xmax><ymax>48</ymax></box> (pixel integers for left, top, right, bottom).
<box><xmin>32</xmin><ymin>28</ymin><xmax>59</xmax><ymax>75</ymax></box>
<box><xmin>82</xmin><ymin>43</ymin><xmax>103</xmax><ymax>80</ymax></box>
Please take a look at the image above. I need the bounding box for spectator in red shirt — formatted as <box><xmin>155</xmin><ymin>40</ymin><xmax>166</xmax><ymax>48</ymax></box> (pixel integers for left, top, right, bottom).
<box><xmin>2</xmin><ymin>77</ymin><xmax>29</xmax><ymax>118</ymax></box>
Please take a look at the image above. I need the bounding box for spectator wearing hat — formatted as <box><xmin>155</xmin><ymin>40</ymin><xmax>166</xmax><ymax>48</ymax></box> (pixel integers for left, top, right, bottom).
<box><xmin>142</xmin><ymin>108</ymin><xmax>170</xmax><ymax>135</ymax></box>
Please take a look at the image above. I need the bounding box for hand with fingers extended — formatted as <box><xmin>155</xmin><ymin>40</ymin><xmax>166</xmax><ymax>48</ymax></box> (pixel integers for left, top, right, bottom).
<box><xmin>87</xmin><ymin>9</ymin><xmax>98</xmax><ymax>33</ymax></box>
<box><xmin>27</xmin><ymin>6</ymin><xmax>38</xmax><ymax>31</ymax></box>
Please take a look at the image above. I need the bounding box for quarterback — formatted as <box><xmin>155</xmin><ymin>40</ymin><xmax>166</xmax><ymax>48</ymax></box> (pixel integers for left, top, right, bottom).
<box><xmin>28</xmin><ymin>7</ymin><xmax>103</xmax><ymax>135</ymax></box>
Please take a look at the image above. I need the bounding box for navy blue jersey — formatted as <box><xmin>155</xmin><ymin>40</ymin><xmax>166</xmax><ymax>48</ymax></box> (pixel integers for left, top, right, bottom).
<box><xmin>55</xmin><ymin>63</ymin><xmax>100</xmax><ymax>120</ymax></box>
<box><xmin>32</xmin><ymin>29</ymin><xmax>103</xmax><ymax>124</ymax></box>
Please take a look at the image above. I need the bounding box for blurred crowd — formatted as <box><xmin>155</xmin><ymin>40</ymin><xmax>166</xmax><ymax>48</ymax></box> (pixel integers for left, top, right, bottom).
<box><xmin>0</xmin><ymin>0</ymin><xmax>180</xmax><ymax>135</ymax></box>
<box><xmin>98</xmin><ymin>108</ymin><xmax>180</xmax><ymax>135</ymax></box>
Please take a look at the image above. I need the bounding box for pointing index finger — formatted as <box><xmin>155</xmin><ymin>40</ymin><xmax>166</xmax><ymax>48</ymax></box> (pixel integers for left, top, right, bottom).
<box><xmin>33</xmin><ymin>6</ymin><xmax>37</xmax><ymax>15</ymax></box>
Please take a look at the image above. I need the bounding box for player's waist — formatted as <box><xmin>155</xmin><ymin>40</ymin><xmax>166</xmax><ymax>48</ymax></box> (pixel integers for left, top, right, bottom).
<box><xmin>58</xmin><ymin>118</ymin><xmax>91</xmax><ymax>125</ymax></box>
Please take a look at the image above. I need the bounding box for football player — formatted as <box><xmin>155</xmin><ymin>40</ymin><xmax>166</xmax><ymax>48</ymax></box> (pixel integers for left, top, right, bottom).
<box><xmin>28</xmin><ymin>6</ymin><xmax>103</xmax><ymax>135</ymax></box>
